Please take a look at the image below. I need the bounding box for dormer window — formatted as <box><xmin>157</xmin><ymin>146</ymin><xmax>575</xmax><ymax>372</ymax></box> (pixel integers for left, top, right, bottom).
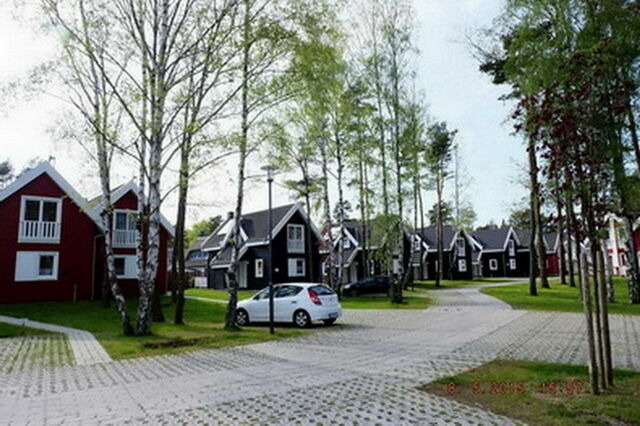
<box><xmin>343</xmin><ymin>237</ymin><xmax>351</xmax><ymax>249</ymax></box>
<box><xmin>287</xmin><ymin>224</ymin><xmax>304</xmax><ymax>253</ymax></box>
<box><xmin>19</xmin><ymin>196</ymin><xmax>62</xmax><ymax>243</ymax></box>
<box><xmin>456</xmin><ymin>238</ymin><xmax>466</xmax><ymax>257</ymax></box>
<box><xmin>113</xmin><ymin>210</ymin><xmax>138</xmax><ymax>248</ymax></box>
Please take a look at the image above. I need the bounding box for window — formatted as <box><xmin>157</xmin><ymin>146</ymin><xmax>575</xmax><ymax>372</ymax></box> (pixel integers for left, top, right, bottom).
<box><xmin>457</xmin><ymin>238</ymin><xmax>466</xmax><ymax>257</ymax></box>
<box><xmin>343</xmin><ymin>237</ymin><xmax>351</xmax><ymax>249</ymax></box>
<box><xmin>113</xmin><ymin>255</ymin><xmax>137</xmax><ymax>279</ymax></box>
<box><xmin>253</xmin><ymin>287</ymin><xmax>272</xmax><ymax>300</ymax></box>
<box><xmin>489</xmin><ymin>258</ymin><xmax>498</xmax><ymax>271</ymax></box>
<box><xmin>114</xmin><ymin>258</ymin><xmax>126</xmax><ymax>276</ymax></box>
<box><xmin>275</xmin><ymin>285</ymin><xmax>302</xmax><ymax>298</ymax></box>
<box><xmin>413</xmin><ymin>239</ymin><xmax>421</xmax><ymax>251</ymax></box>
<box><xmin>369</xmin><ymin>259</ymin><xmax>376</xmax><ymax>275</ymax></box>
<box><xmin>509</xmin><ymin>259</ymin><xmax>517</xmax><ymax>270</ymax></box>
<box><xmin>255</xmin><ymin>258</ymin><xmax>264</xmax><ymax>278</ymax></box>
<box><xmin>113</xmin><ymin>210</ymin><xmax>138</xmax><ymax>247</ymax></box>
<box><xmin>15</xmin><ymin>251</ymin><xmax>59</xmax><ymax>281</ymax></box>
<box><xmin>508</xmin><ymin>240</ymin><xmax>515</xmax><ymax>256</ymax></box>
<box><xmin>287</xmin><ymin>224</ymin><xmax>305</xmax><ymax>253</ymax></box>
<box><xmin>309</xmin><ymin>285</ymin><xmax>335</xmax><ymax>295</ymax></box>
<box><xmin>458</xmin><ymin>259</ymin><xmax>467</xmax><ymax>272</ymax></box>
<box><xmin>19</xmin><ymin>197</ymin><xmax>62</xmax><ymax>242</ymax></box>
<box><xmin>288</xmin><ymin>258</ymin><xmax>305</xmax><ymax>277</ymax></box>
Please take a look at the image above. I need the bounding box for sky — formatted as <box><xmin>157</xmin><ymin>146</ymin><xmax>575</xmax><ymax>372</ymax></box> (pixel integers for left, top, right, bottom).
<box><xmin>0</xmin><ymin>0</ymin><xmax>526</xmax><ymax>229</ymax></box>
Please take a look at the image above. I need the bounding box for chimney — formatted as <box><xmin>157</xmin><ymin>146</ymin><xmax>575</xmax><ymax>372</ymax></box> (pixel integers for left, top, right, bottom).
<box><xmin>227</xmin><ymin>211</ymin><xmax>234</xmax><ymax>220</ymax></box>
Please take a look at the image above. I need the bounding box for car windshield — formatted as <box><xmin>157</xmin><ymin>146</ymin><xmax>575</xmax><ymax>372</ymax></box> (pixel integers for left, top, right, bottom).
<box><xmin>253</xmin><ymin>288</ymin><xmax>273</xmax><ymax>300</ymax></box>
<box><xmin>310</xmin><ymin>285</ymin><xmax>334</xmax><ymax>295</ymax></box>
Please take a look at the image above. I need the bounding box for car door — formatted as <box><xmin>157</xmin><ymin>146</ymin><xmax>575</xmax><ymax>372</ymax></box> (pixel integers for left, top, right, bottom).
<box><xmin>247</xmin><ymin>287</ymin><xmax>270</xmax><ymax>322</ymax></box>
<box><xmin>274</xmin><ymin>285</ymin><xmax>302</xmax><ymax>322</ymax></box>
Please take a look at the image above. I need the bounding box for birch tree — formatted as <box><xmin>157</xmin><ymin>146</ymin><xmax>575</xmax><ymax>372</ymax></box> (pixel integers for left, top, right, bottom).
<box><xmin>427</xmin><ymin>122</ymin><xmax>455</xmax><ymax>288</ymax></box>
<box><xmin>45</xmin><ymin>0</ymin><xmax>240</xmax><ymax>335</ymax></box>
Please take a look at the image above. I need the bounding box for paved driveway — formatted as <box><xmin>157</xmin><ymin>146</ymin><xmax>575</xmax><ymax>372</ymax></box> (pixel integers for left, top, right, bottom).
<box><xmin>1</xmin><ymin>284</ymin><xmax>639</xmax><ymax>425</ymax></box>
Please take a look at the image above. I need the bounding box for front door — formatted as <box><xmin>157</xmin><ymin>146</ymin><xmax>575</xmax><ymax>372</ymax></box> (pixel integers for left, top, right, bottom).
<box><xmin>349</xmin><ymin>263</ymin><xmax>358</xmax><ymax>283</ymax></box>
<box><xmin>274</xmin><ymin>285</ymin><xmax>302</xmax><ymax>322</ymax></box>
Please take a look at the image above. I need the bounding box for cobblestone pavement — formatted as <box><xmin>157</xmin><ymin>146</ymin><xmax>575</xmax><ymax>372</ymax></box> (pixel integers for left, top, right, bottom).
<box><xmin>1</xmin><ymin>283</ymin><xmax>639</xmax><ymax>425</ymax></box>
<box><xmin>0</xmin><ymin>315</ymin><xmax>111</xmax><ymax>366</ymax></box>
<box><xmin>0</xmin><ymin>334</ymin><xmax>73</xmax><ymax>374</ymax></box>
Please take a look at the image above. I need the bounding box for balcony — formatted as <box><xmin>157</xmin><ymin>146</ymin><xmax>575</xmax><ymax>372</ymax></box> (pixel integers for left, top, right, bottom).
<box><xmin>113</xmin><ymin>230</ymin><xmax>137</xmax><ymax>248</ymax></box>
<box><xmin>19</xmin><ymin>220</ymin><xmax>61</xmax><ymax>243</ymax></box>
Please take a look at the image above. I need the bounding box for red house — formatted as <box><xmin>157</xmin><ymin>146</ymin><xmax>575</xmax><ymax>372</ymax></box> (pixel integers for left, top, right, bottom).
<box><xmin>0</xmin><ymin>163</ymin><xmax>173</xmax><ymax>304</ymax></box>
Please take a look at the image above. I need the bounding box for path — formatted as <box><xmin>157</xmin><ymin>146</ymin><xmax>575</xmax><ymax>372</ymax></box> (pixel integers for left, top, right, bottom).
<box><xmin>0</xmin><ymin>315</ymin><xmax>111</xmax><ymax>366</ymax></box>
<box><xmin>1</xmin><ymin>281</ymin><xmax>639</xmax><ymax>424</ymax></box>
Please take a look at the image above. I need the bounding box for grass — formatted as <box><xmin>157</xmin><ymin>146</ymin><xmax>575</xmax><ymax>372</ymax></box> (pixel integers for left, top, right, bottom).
<box><xmin>413</xmin><ymin>277</ymin><xmax>517</xmax><ymax>291</ymax></box>
<box><xmin>482</xmin><ymin>277</ymin><xmax>640</xmax><ymax>315</ymax></box>
<box><xmin>188</xmin><ymin>286</ymin><xmax>432</xmax><ymax>309</ymax></box>
<box><xmin>340</xmin><ymin>294</ymin><xmax>432</xmax><ymax>309</ymax></box>
<box><xmin>421</xmin><ymin>360</ymin><xmax>640</xmax><ymax>425</ymax></box>
<box><xmin>0</xmin><ymin>322</ymin><xmax>53</xmax><ymax>338</ymax></box>
<box><xmin>186</xmin><ymin>288</ymin><xmax>257</xmax><ymax>301</ymax></box>
<box><xmin>0</xmin><ymin>297</ymin><xmax>306</xmax><ymax>359</ymax></box>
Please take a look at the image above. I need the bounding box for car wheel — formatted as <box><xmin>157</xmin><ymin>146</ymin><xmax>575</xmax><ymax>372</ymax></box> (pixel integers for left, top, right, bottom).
<box><xmin>323</xmin><ymin>319</ymin><xmax>336</xmax><ymax>326</ymax></box>
<box><xmin>293</xmin><ymin>310</ymin><xmax>311</xmax><ymax>328</ymax></box>
<box><xmin>235</xmin><ymin>309</ymin><xmax>250</xmax><ymax>326</ymax></box>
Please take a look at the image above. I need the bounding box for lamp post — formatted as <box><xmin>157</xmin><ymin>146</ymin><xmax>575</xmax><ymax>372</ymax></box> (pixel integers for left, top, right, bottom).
<box><xmin>261</xmin><ymin>164</ymin><xmax>278</xmax><ymax>334</ymax></box>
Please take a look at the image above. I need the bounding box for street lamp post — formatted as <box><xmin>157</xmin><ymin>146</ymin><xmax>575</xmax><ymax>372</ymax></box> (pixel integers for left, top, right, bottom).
<box><xmin>261</xmin><ymin>164</ymin><xmax>278</xmax><ymax>335</ymax></box>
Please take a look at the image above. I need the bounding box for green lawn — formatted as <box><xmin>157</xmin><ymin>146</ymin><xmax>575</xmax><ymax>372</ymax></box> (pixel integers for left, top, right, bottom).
<box><xmin>421</xmin><ymin>360</ymin><xmax>640</xmax><ymax>425</ymax></box>
<box><xmin>413</xmin><ymin>277</ymin><xmax>516</xmax><ymax>291</ymax></box>
<box><xmin>0</xmin><ymin>322</ymin><xmax>53</xmax><ymax>338</ymax></box>
<box><xmin>482</xmin><ymin>277</ymin><xmax>640</xmax><ymax>315</ymax></box>
<box><xmin>340</xmin><ymin>294</ymin><xmax>432</xmax><ymax>309</ymax></box>
<box><xmin>186</xmin><ymin>288</ymin><xmax>257</xmax><ymax>301</ymax></box>
<box><xmin>0</xmin><ymin>297</ymin><xmax>305</xmax><ymax>359</ymax></box>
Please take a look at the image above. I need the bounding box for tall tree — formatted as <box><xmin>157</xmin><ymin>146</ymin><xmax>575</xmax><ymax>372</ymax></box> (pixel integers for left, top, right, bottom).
<box><xmin>0</xmin><ymin>161</ymin><xmax>13</xmax><ymax>189</ymax></box>
<box><xmin>427</xmin><ymin>122</ymin><xmax>455</xmax><ymax>288</ymax></box>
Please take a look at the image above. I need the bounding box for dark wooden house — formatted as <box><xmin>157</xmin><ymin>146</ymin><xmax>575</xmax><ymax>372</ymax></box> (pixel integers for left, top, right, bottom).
<box><xmin>201</xmin><ymin>203</ymin><xmax>322</xmax><ymax>290</ymax></box>
<box><xmin>410</xmin><ymin>225</ymin><xmax>477</xmax><ymax>280</ymax></box>
<box><xmin>471</xmin><ymin>227</ymin><xmax>528</xmax><ymax>278</ymax></box>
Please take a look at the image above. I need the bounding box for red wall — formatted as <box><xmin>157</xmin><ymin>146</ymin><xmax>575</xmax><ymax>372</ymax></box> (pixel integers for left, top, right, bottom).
<box><xmin>546</xmin><ymin>253</ymin><xmax>560</xmax><ymax>276</ymax></box>
<box><xmin>98</xmin><ymin>190</ymin><xmax>170</xmax><ymax>297</ymax></box>
<box><xmin>0</xmin><ymin>174</ymin><xmax>100</xmax><ymax>304</ymax></box>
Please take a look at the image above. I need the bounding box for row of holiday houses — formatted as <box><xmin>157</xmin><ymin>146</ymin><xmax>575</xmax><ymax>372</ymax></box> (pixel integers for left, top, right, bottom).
<box><xmin>186</xmin><ymin>203</ymin><xmax>568</xmax><ymax>290</ymax></box>
<box><xmin>0</xmin><ymin>162</ymin><xmax>626</xmax><ymax>304</ymax></box>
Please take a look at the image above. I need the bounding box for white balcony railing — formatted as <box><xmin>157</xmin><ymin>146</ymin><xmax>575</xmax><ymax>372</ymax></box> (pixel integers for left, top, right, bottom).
<box><xmin>19</xmin><ymin>220</ymin><xmax>61</xmax><ymax>243</ymax></box>
<box><xmin>113</xmin><ymin>230</ymin><xmax>137</xmax><ymax>248</ymax></box>
<box><xmin>288</xmin><ymin>239</ymin><xmax>304</xmax><ymax>253</ymax></box>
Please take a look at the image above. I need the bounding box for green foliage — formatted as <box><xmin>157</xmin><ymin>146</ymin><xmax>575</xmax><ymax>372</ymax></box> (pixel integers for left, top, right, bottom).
<box><xmin>428</xmin><ymin>201</ymin><xmax>453</xmax><ymax>226</ymax></box>
<box><xmin>185</xmin><ymin>216</ymin><xmax>223</xmax><ymax>249</ymax></box>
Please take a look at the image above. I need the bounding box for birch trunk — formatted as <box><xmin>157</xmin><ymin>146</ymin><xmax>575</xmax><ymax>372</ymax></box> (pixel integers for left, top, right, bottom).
<box><xmin>174</xmin><ymin>136</ymin><xmax>190</xmax><ymax>324</ymax></box>
<box><xmin>528</xmin><ymin>178</ymin><xmax>538</xmax><ymax>296</ymax></box>
<box><xmin>529</xmin><ymin>137</ymin><xmax>549</xmax><ymax>288</ymax></box>
<box><xmin>596</xmin><ymin>251</ymin><xmax>613</xmax><ymax>387</ymax></box>
<box><xmin>435</xmin><ymin>169</ymin><xmax>444</xmax><ymax>288</ymax></box>
<box><xmin>335</xmin><ymin>131</ymin><xmax>345</xmax><ymax>293</ymax></box>
<box><xmin>225</xmin><ymin>0</ymin><xmax>251</xmax><ymax>329</ymax></box>
<box><xmin>320</xmin><ymin>137</ymin><xmax>334</xmax><ymax>289</ymax></box>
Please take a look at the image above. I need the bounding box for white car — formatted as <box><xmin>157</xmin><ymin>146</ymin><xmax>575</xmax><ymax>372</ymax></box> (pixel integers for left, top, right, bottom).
<box><xmin>235</xmin><ymin>283</ymin><xmax>342</xmax><ymax>328</ymax></box>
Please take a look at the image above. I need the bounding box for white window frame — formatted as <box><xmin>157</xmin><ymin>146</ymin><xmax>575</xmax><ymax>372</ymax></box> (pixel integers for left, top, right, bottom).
<box><xmin>15</xmin><ymin>251</ymin><xmax>59</xmax><ymax>281</ymax></box>
<box><xmin>457</xmin><ymin>238</ymin><xmax>466</xmax><ymax>257</ymax></box>
<box><xmin>288</xmin><ymin>258</ymin><xmax>305</xmax><ymax>277</ymax></box>
<box><xmin>287</xmin><ymin>224</ymin><xmax>305</xmax><ymax>254</ymax></box>
<box><xmin>508</xmin><ymin>240</ymin><xmax>515</xmax><ymax>257</ymax></box>
<box><xmin>458</xmin><ymin>259</ymin><xmax>467</xmax><ymax>272</ymax></box>
<box><xmin>413</xmin><ymin>239</ymin><xmax>421</xmax><ymax>251</ymax></box>
<box><xmin>255</xmin><ymin>258</ymin><xmax>264</xmax><ymax>278</ymax></box>
<box><xmin>113</xmin><ymin>209</ymin><xmax>138</xmax><ymax>248</ymax></box>
<box><xmin>489</xmin><ymin>258</ymin><xmax>498</xmax><ymax>271</ymax></box>
<box><xmin>113</xmin><ymin>255</ymin><xmax>137</xmax><ymax>279</ymax></box>
<box><xmin>509</xmin><ymin>258</ymin><xmax>517</xmax><ymax>270</ymax></box>
<box><xmin>18</xmin><ymin>196</ymin><xmax>62</xmax><ymax>243</ymax></box>
<box><xmin>343</xmin><ymin>237</ymin><xmax>351</xmax><ymax>249</ymax></box>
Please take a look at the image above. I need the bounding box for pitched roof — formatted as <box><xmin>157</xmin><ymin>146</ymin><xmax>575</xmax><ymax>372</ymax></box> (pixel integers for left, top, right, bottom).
<box><xmin>471</xmin><ymin>228</ymin><xmax>511</xmax><ymax>250</ymax></box>
<box><xmin>87</xmin><ymin>180</ymin><xmax>175</xmax><ymax>236</ymax></box>
<box><xmin>416</xmin><ymin>225</ymin><xmax>457</xmax><ymax>250</ymax></box>
<box><xmin>0</xmin><ymin>162</ymin><xmax>102</xmax><ymax>227</ymax></box>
